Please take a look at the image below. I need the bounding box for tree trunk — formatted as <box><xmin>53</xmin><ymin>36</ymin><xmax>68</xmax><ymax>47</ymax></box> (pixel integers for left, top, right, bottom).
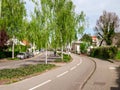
<box><xmin>12</xmin><ymin>35</ymin><xmax>15</xmax><ymax>59</ymax></box>
<box><xmin>45</xmin><ymin>44</ymin><xmax>48</xmax><ymax>64</ymax></box>
<box><xmin>61</xmin><ymin>45</ymin><xmax>63</xmax><ymax>60</ymax></box>
<box><xmin>99</xmin><ymin>39</ymin><xmax>104</xmax><ymax>46</ymax></box>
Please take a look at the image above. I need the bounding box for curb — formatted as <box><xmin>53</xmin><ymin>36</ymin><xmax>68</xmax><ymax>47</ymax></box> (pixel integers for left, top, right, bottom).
<box><xmin>80</xmin><ymin>56</ymin><xmax>97</xmax><ymax>90</ymax></box>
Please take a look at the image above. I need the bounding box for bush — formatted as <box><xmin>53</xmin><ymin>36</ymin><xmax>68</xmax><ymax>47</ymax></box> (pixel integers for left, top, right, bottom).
<box><xmin>0</xmin><ymin>51</ymin><xmax>19</xmax><ymax>59</ymax></box>
<box><xmin>54</xmin><ymin>54</ymin><xmax>72</xmax><ymax>62</ymax></box>
<box><xmin>90</xmin><ymin>46</ymin><xmax>118</xmax><ymax>59</ymax></box>
<box><xmin>115</xmin><ymin>50</ymin><xmax>120</xmax><ymax>60</ymax></box>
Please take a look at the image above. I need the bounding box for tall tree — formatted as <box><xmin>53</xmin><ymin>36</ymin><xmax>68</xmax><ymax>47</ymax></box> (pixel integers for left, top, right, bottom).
<box><xmin>1</xmin><ymin>0</ymin><xmax>26</xmax><ymax>58</ymax></box>
<box><xmin>51</xmin><ymin>0</ymin><xmax>86</xmax><ymax>58</ymax></box>
<box><xmin>95</xmin><ymin>11</ymin><xmax>120</xmax><ymax>46</ymax></box>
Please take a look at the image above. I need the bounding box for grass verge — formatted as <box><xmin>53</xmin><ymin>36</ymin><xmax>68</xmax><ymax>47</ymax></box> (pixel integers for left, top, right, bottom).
<box><xmin>0</xmin><ymin>64</ymin><xmax>55</xmax><ymax>84</ymax></box>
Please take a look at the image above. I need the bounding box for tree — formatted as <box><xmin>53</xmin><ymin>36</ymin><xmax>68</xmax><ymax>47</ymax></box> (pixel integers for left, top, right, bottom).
<box><xmin>30</xmin><ymin>0</ymin><xmax>86</xmax><ymax>61</ymax></box>
<box><xmin>1</xmin><ymin>0</ymin><xmax>26</xmax><ymax>58</ymax></box>
<box><xmin>81</xmin><ymin>34</ymin><xmax>92</xmax><ymax>44</ymax></box>
<box><xmin>50</xmin><ymin>0</ymin><xmax>86</xmax><ymax>59</ymax></box>
<box><xmin>95</xmin><ymin>11</ymin><xmax>120</xmax><ymax>46</ymax></box>
<box><xmin>0</xmin><ymin>29</ymin><xmax>9</xmax><ymax>51</ymax></box>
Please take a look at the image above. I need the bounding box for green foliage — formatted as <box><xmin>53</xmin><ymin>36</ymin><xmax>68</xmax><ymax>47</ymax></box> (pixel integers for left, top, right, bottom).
<box><xmin>80</xmin><ymin>43</ymin><xmax>87</xmax><ymax>54</ymax></box>
<box><xmin>81</xmin><ymin>34</ymin><xmax>92</xmax><ymax>44</ymax></box>
<box><xmin>115</xmin><ymin>50</ymin><xmax>120</xmax><ymax>60</ymax></box>
<box><xmin>15</xmin><ymin>45</ymin><xmax>27</xmax><ymax>52</ymax></box>
<box><xmin>0</xmin><ymin>64</ymin><xmax>55</xmax><ymax>83</ymax></box>
<box><xmin>90</xmin><ymin>46</ymin><xmax>118</xmax><ymax>59</ymax></box>
<box><xmin>80</xmin><ymin>42</ymin><xmax>90</xmax><ymax>54</ymax></box>
<box><xmin>54</xmin><ymin>54</ymin><xmax>72</xmax><ymax>62</ymax></box>
<box><xmin>1</xmin><ymin>0</ymin><xmax>26</xmax><ymax>37</ymax></box>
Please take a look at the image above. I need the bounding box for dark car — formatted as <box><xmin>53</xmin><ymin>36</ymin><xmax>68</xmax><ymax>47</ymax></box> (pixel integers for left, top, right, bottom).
<box><xmin>26</xmin><ymin>52</ymin><xmax>34</xmax><ymax>58</ymax></box>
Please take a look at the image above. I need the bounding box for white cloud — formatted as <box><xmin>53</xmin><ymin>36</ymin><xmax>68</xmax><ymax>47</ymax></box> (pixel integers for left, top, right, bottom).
<box><xmin>72</xmin><ymin>0</ymin><xmax>120</xmax><ymax>35</ymax></box>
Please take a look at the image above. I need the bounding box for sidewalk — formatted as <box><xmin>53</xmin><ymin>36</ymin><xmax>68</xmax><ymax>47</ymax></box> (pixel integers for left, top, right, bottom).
<box><xmin>83</xmin><ymin>57</ymin><xmax>120</xmax><ymax>90</ymax></box>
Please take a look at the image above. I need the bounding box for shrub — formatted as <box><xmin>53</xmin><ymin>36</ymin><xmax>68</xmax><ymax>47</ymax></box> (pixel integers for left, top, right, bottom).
<box><xmin>54</xmin><ymin>54</ymin><xmax>72</xmax><ymax>62</ymax></box>
<box><xmin>0</xmin><ymin>51</ymin><xmax>19</xmax><ymax>59</ymax></box>
<box><xmin>115</xmin><ymin>50</ymin><xmax>120</xmax><ymax>60</ymax></box>
<box><xmin>90</xmin><ymin>46</ymin><xmax>118</xmax><ymax>59</ymax></box>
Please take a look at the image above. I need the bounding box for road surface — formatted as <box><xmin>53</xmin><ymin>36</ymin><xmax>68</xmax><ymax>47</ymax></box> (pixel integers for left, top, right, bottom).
<box><xmin>0</xmin><ymin>54</ymin><xmax>95</xmax><ymax>90</ymax></box>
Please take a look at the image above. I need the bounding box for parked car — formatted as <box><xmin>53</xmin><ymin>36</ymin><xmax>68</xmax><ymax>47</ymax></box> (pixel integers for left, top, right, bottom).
<box><xmin>17</xmin><ymin>52</ymin><xmax>27</xmax><ymax>59</ymax></box>
<box><xmin>35</xmin><ymin>50</ymin><xmax>40</xmax><ymax>54</ymax></box>
<box><xmin>26</xmin><ymin>52</ymin><xmax>34</xmax><ymax>58</ymax></box>
<box><xmin>33</xmin><ymin>50</ymin><xmax>40</xmax><ymax>55</ymax></box>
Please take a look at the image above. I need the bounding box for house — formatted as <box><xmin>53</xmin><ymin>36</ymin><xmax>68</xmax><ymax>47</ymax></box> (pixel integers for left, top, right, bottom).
<box><xmin>71</xmin><ymin>40</ymin><xmax>83</xmax><ymax>54</ymax></box>
<box><xmin>91</xmin><ymin>36</ymin><xmax>99</xmax><ymax>46</ymax></box>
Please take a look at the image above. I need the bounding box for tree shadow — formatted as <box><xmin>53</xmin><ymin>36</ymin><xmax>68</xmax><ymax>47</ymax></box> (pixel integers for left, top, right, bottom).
<box><xmin>111</xmin><ymin>66</ymin><xmax>120</xmax><ymax>90</ymax></box>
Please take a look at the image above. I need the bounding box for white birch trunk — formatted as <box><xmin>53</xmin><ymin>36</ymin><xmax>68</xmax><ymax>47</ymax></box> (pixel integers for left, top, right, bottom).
<box><xmin>45</xmin><ymin>44</ymin><xmax>48</xmax><ymax>64</ymax></box>
<box><xmin>12</xmin><ymin>35</ymin><xmax>15</xmax><ymax>59</ymax></box>
<box><xmin>61</xmin><ymin>45</ymin><xmax>63</xmax><ymax>60</ymax></box>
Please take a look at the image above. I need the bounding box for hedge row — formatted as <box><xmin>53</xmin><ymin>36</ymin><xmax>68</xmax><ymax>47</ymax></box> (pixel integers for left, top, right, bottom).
<box><xmin>90</xmin><ymin>46</ymin><xmax>118</xmax><ymax>59</ymax></box>
<box><xmin>0</xmin><ymin>51</ymin><xmax>19</xmax><ymax>59</ymax></box>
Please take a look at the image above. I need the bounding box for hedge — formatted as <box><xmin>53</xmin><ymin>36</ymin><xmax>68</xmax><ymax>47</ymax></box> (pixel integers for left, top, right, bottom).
<box><xmin>90</xmin><ymin>46</ymin><xmax>118</xmax><ymax>59</ymax></box>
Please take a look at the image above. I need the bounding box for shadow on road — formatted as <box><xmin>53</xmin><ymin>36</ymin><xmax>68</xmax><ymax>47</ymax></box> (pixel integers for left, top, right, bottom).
<box><xmin>111</xmin><ymin>67</ymin><xmax>120</xmax><ymax>90</ymax></box>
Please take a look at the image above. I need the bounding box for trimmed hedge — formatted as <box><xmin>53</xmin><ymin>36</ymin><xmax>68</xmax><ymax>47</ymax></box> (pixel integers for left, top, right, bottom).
<box><xmin>90</xmin><ymin>46</ymin><xmax>118</xmax><ymax>59</ymax></box>
<box><xmin>0</xmin><ymin>51</ymin><xmax>19</xmax><ymax>59</ymax></box>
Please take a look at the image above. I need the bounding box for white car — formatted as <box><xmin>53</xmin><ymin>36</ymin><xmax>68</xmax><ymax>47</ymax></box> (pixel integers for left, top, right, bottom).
<box><xmin>17</xmin><ymin>52</ymin><xmax>27</xmax><ymax>59</ymax></box>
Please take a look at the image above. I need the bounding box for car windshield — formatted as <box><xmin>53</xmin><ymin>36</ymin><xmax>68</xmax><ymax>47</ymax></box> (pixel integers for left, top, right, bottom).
<box><xmin>18</xmin><ymin>53</ymin><xmax>24</xmax><ymax>55</ymax></box>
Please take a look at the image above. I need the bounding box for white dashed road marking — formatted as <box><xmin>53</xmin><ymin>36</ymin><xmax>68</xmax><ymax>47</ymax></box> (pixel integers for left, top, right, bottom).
<box><xmin>29</xmin><ymin>80</ymin><xmax>52</xmax><ymax>90</ymax></box>
<box><xmin>70</xmin><ymin>66</ymin><xmax>77</xmax><ymax>71</ymax></box>
<box><xmin>109</xmin><ymin>67</ymin><xmax>116</xmax><ymax>70</ymax></box>
<box><xmin>57</xmin><ymin>71</ymin><xmax>69</xmax><ymax>78</ymax></box>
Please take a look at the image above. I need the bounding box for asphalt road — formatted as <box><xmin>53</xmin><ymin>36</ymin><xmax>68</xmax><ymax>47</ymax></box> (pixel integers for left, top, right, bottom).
<box><xmin>0</xmin><ymin>54</ymin><xmax>95</xmax><ymax>90</ymax></box>
<box><xmin>0</xmin><ymin>51</ymin><xmax>56</xmax><ymax>69</ymax></box>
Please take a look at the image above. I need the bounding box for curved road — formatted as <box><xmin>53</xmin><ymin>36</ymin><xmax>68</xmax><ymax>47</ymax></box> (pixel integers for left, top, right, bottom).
<box><xmin>0</xmin><ymin>54</ymin><xmax>95</xmax><ymax>90</ymax></box>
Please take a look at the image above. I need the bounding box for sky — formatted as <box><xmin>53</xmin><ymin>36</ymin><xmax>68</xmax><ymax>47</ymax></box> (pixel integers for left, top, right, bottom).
<box><xmin>25</xmin><ymin>0</ymin><xmax>120</xmax><ymax>36</ymax></box>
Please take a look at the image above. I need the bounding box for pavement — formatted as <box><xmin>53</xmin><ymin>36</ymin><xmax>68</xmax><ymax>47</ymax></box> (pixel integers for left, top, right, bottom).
<box><xmin>0</xmin><ymin>53</ymin><xmax>95</xmax><ymax>90</ymax></box>
<box><xmin>82</xmin><ymin>57</ymin><xmax>120</xmax><ymax>90</ymax></box>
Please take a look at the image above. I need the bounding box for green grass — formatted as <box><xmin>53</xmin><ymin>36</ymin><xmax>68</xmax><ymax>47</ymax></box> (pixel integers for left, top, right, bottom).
<box><xmin>54</xmin><ymin>54</ymin><xmax>72</xmax><ymax>63</ymax></box>
<box><xmin>7</xmin><ymin>57</ymin><xmax>20</xmax><ymax>60</ymax></box>
<box><xmin>0</xmin><ymin>64</ymin><xmax>55</xmax><ymax>84</ymax></box>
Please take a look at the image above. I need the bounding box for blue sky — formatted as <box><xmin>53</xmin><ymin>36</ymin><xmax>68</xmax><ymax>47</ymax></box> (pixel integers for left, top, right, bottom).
<box><xmin>25</xmin><ymin>0</ymin><xmax>120</xmax><ymax>36</ymax></box>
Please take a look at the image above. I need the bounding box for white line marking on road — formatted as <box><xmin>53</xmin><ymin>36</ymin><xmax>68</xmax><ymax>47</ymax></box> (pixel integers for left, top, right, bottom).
<box><xmin>29</xmin><ymin>80</ymin><xmax>52</xmax><ymax>90</ymax></box>
<box><xmin>77</xmin><ymin>59</ymin><xmax>82</xmax><ymax>66</ymax></box>
<box><xmin>109</xmin><ymin>67</ymin><xmax>116</xmax><ymax>70</ymax></box>
<box><xmin>70</xmin><ymin>66</ymin><xmax>77</xmax><ymax>71</ymax></box>
<box><xmin>57</xmin><ymin>71</ymin><xmax>69</xmax><ymax>78</ymax></box>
